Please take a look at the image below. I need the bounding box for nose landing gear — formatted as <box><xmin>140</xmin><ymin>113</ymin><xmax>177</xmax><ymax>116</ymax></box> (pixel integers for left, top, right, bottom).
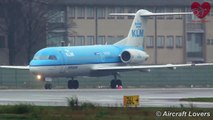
<box><xmin>44</xmin><ymin>81</ymin><xmax>52</xmax><ymax>89</ymax></box>
<box><xmin>44</xmin><ymin>78</ymin><xmax>53</xmax><ymax>89</ymax></box>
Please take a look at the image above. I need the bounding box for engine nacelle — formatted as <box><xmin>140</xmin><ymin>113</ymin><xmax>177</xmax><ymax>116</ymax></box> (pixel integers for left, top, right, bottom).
<box><xmin>120</xmin><ymin>49</ymin><xmax>149</xmax><ymax>64</ymax></box>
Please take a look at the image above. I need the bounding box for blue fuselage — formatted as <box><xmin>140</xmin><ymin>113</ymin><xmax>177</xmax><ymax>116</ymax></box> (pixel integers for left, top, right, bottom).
<box><xmin>29</xmin><ymin>45</ymin><xmax>143</xmax><ymax>77</ymax></box>
<box><xmin>30</xmin><ymin>45</ymin><xmax>143</xmax><ymax>66</ymax></box>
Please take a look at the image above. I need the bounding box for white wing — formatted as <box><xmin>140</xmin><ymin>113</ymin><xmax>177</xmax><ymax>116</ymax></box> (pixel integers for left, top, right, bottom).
<box><xmin>0</xmin><ymin>66</ymin><xmax>29</xmax><ymax>70</ymax></box>
<box><xmin>93</xmin><ymin>63</ymin><xmax>213</xmax><ymax>71</ymax></box>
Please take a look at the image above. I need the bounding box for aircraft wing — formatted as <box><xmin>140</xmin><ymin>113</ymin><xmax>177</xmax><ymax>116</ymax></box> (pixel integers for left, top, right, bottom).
<box><xmin>0</xmin><ymin>66</ymin><xmax>29</xmax><ymax>70</ymax></box>
<box><xmin>93</xmin><ymin>63</ymin><xmax>213</xmax><ymax>71</ymax></box>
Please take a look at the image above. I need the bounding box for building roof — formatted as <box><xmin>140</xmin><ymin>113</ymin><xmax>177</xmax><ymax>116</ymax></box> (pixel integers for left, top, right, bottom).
<box><xmin>49</xmin><ymin>0</ymin><xmax>212</xmax><ymax>7</ymax></box>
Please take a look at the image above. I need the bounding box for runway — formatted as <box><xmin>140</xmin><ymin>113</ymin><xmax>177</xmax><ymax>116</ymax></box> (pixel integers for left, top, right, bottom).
<box><xmin>0</xmin><ymin>88</ymin><xmax>213</xmax><ymax>108</ymax></box>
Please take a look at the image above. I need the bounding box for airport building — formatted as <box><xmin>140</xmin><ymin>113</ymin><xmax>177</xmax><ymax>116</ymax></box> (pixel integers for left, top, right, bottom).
<box><xmin>0</xmin><ymin>0</ymin><xmax>213</xmax><ymax>65</ymax></box>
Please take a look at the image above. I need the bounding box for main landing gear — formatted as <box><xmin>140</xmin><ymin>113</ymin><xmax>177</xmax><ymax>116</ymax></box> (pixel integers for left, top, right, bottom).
<box><xmin>68</xmin><ymin>78</ymin><xmax>79</xmax><ymax>89</ymax></box>
<box><xmin>110</xmin><ymin>74</ymin><xmax>123</xmax><ymax>89</ymax></box>
<box><xmin>43</xmin><ymin>75</ymin><xmax>121</xmax><ymax>89</ymax></box>
<box><xmin>43</xmin><ymin>77</ymin><xmax>79</xmax><ymax>89</ymax></box>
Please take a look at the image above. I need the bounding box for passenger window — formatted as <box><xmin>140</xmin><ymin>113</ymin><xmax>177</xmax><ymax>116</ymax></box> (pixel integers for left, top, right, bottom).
<box><xmin>49</xmin><ymin>55</ymin><xmax>57</xmax><ymax>60</ymax></box>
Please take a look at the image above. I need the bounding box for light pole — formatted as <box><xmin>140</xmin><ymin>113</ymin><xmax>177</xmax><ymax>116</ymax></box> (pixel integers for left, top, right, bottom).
<box><xmin>154</xmin><ymin>8</ymin><xmax>158</xmax><ymax>64</ymax></box>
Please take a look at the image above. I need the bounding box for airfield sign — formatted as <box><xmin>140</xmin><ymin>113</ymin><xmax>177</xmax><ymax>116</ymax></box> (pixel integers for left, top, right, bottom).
<box><xmin>123</xmin><ymin>95</ymin><xmax>139</xmax><ymax>107</ymax></box>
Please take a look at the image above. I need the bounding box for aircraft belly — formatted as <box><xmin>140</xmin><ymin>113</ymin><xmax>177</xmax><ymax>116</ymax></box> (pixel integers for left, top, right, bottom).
<box><xmin>30</xmin><ymin>63</ymin><xmax>122</xmax><ymax>78</ymax></box>
<box><xmin>30</xmin><ymin>66</ymin><xmax>64</xmax><ymax>77</ymax></box>
<box><xmin>63</xmin><ymin>64</ymin><xmax>91</xmax><ymax>77</ymax></box>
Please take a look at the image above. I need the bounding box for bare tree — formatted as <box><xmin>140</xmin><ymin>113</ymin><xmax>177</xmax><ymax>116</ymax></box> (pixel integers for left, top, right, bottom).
<box><xmin>0</xmin><ymin>0</ymin><xmax>76</xmax><ymax>65</ymax></box>
<box><xmin>0</xmin><ymin>0</ymin><xmax>22</xmax><ymax>65</ymax></box>
<box><xmin>18</xmin><ymin>0</ymin><xmax>48</xmax><ymax>63</ymax></box>
<box><xmin>0</xmin><ymin>0</ymin><xmax>48</xmax><ymax>64</ymax></box>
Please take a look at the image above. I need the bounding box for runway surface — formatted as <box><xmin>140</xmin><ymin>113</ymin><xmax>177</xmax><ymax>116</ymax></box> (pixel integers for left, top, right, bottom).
<box><xmin>0</xmin><ymin>88</ymin><xmax>213</xmax><ymax>108</ymax></box>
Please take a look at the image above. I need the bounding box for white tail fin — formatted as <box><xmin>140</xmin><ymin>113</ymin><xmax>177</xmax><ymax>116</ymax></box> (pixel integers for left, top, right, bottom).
<box><xmin>112</xmin><ymin>9</ymin><xmax>192</xmax><ymax>47</ymax></box>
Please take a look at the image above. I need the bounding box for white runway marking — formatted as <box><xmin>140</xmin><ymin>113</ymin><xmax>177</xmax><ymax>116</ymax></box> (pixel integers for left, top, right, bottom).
<box><xmin>0</xmin><ymin>88</ymin><xmax>212</xmax><ymax>108</ymax></box>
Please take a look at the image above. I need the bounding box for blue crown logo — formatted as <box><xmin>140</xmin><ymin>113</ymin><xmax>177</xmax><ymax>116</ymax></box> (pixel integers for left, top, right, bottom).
<box><xmin>135</xmin><ymin>22</ymin><xmax>142</xmax><ymax>28</ymax></box>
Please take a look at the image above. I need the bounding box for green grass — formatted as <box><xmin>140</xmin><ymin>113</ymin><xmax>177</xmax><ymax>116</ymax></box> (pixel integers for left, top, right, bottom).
<box><xmin>0</xmin><ymin>104</ymin><xmax>213</xmax><ymax>120</ymax></box>
<box><xmin>180</xmin><ymin>97</ymin><xmax>213</xmax><ymax>102</ymax></box>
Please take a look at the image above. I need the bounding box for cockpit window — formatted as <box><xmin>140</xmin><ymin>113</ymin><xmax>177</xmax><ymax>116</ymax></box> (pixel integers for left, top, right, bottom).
<box><xmin>33</xmin><ymin>55</ymin><xmax>57</xmax><ymax>60</ymax></box>
<box><xmin>33</xmin><ymin>56</ymin><xmax>48</xmax><ymax>60</ymax></box>
<box><xmin>49</xmin><ymin>55</ymin><xmax>57</xmax><ymax>60</ymax></box>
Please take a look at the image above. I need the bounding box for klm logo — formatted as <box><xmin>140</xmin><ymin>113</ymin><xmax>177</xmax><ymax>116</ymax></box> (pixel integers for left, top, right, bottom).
<box><xmin>132</xmin><ymin>29</ymin><xmax>144</xmax><ymax>37</ymax></box>
<box><xmin>135</xmin><ymin>22</ymin><xmax>142</xmax><ymax>28</ymax></box>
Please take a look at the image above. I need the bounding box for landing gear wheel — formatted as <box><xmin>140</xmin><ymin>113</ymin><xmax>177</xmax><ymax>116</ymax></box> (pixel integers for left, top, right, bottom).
<box><xmin>110</xmin><ymin>79</ymin><xmax>117</xmax><ymax>89</ymax></box>
<box><xmin>68</xmin><ymin>80</ymin><xmax>79</xmax><ymax>89</ymax></box>
<box><xmin>73</xmin><ymin>80</ymin><xmax>79</xmax><ymax>89</ymax></box>
<box><xmin>116</xmin><ymin>79</ymin><xmax>122</xmax><ymax>86</ymax></box>
<box><xmin>44</xmin><ymin>83</ymin><xmax>52</xmax><ymax>89</ymax></box>
<box><xmin>68</xmin><ymin>80</ymin><xmax>73</xmax><ymax>89</ymax></box>
<box><xmin>110</xmin><ymin>79</ymin><xmax>122</xmax><ymax>89</ymax></box>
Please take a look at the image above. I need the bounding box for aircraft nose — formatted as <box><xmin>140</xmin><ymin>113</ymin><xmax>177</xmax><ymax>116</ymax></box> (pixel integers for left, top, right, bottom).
<box><xmin>147</xmin><ymin>54</ymin><xmax>149</xmax><ymax>58</ymax></box>
<box><xmin>29</xmin><ymin>66</ymin><xmax>39</xmax><ymax>75</ymax></box>
<box><xmin>145</xmin><ymin>53</ymin><xmax>149</xmax><ymax>61</ymax></box>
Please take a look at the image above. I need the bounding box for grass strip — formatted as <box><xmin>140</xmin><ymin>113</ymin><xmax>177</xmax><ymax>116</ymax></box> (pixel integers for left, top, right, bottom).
<box><xmin>0</xmin><ymin>105</ymin><xmax>213</xmax><ymax>120</ymax></box>
<box><xmin>180</xmin><ymin>98</ymin><xmax>213</xmax><ymax>102</ymax></box>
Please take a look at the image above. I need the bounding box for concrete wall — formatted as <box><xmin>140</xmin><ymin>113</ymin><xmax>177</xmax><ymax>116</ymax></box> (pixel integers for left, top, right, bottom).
<box><xmin>206</xmin><ymin>16</ymin><xmax>213</xmax><ymax>62</ymax></box>
<box><xmin>0</xmin><ymin>48</ymin><xmax>9</xmax><ymax>65</ymax></box>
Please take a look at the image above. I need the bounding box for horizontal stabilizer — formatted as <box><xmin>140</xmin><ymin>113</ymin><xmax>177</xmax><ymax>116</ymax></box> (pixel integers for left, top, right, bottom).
<box><xmin>109</xmin><ymin>13</ymin><xmax>136</xmax><ymax>16</ymax></box>
<box><xmin>141</xmin><ymin>12</ymin><xmax>193</xmax><ymax>16</ymax></box>
<box><xmin>110</xmin><ymin>12</ymin><xmax>193</xmax><ymax>17</ymax></box>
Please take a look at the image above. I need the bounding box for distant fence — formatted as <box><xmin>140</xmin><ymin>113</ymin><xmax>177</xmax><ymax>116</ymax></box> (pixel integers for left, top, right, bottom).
<box><xmin>0</xmin><ymin>65</ymin><xmax>213</xmax><ymax>89</ymax></box>
<box><xmin>0</xmin><ymin>69</ymin><xmax>39</xmax><ymax>89</ymax></box>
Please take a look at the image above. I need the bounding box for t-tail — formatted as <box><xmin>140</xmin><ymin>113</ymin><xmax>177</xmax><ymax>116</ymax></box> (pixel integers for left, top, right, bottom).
<box><xmin>111</xmin><ymin>9</ymin><xmax>192</xmax><ymax>47</ymax></box>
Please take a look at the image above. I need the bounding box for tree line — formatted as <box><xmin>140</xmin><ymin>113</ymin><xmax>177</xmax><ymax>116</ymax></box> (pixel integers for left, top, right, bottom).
<box><xmin>0</xmin><ymin>0</ymin><xmax>71</xmax><ymax>65</ymax></box>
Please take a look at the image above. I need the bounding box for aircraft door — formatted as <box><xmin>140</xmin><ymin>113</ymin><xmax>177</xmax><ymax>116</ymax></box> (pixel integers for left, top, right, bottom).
<box><xmin>58</xmin><ymin>50</ymin><xmax>65</xmax><ymax>73</ymax></box>
<box><xmin>95</xmin><ymin>52</ymin><xmax>105</xmax><ymax>63</ymax></box>
<box><xmin>100</xmin><ymin>52</ymin><xmax>105</xmax><ymax>62</ymax></box>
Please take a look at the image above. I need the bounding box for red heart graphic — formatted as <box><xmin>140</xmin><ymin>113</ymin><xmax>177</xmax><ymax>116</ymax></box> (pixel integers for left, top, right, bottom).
<box><xmin>191</xmin><ymin>2</ymin><xmax>211</xmax><ymax>19</ymax></box>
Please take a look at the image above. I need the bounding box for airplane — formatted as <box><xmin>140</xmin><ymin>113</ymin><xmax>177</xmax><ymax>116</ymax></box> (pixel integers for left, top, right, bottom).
<box><xmin>1</xmin><ymin>9</ymin><xmax>213</xmax><ymax>89</ymax></box>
